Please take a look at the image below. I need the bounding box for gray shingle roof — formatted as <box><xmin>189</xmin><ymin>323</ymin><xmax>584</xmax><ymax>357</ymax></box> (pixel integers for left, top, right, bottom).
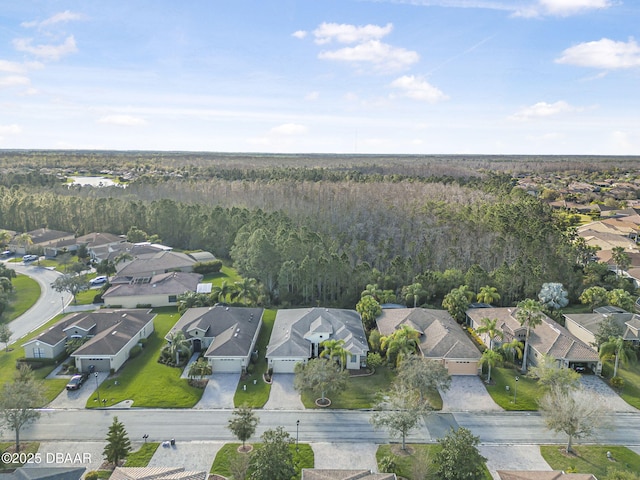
<box><xmin>302</xmin><ymin>470</ymin><xmax>396</xmax><ymax>480</ymax></box>
<box><xmin>116</xmin><ymin>251</ymin><xmax>196</xmax><ymax>277</ymax></box>
<box><xmin>103</xmin><ymin>271</ymin><xmax>203</xmax><ymax>298</ymax></box>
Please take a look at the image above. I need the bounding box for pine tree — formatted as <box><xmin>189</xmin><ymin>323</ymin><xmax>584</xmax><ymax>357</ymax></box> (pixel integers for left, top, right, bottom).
<box><xmin>103</xmin><ymin>416</ymin><xmax>131</xmax><ymax>467</ymax></box>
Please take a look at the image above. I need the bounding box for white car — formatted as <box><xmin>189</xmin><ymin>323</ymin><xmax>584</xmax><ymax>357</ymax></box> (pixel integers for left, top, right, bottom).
<box><xmin>22</xmin><ymin>254</ymin><xmax>38</xmax><ymax>263</ymax></box>
<box><xmin>90</xmin><ymin>275</ymin><xmax>108</xmax><ymax>286</ymax></box>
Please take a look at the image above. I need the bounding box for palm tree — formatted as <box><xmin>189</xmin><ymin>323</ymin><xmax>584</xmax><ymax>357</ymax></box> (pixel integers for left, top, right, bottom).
<box><xmin>188</xmin><ymin>358</ymin><xmax>212</xmax><ymax>380</ymax></box>
<box><xmin>164</xmin><ymin>330</ymin><xmax>192</xmax><ymax>366</ymax></box>
<box><xmin>515</xmin><ymin>299</ymin><xmax>544</xmax><ymax>373</ymax></box>
<box><xmin>476</xmin><ymin>286</ymin><xmax>500</xmax><ymax>305</ymax></box>
<box><xmin>599</xmin><ymin>335</ymin><xmax>636</xmax><ymax>378</ymax></box>
<box><xmin>501</xmin><ymin>338</ymin><xmax>524</xmax><ymax>365</ymax></box>
<box><xmin>381</xmin><ymin>325</ymin><xmax>420</xmax><ymax>367</ymax></box>
<box><xmin>320</xmin><ymin>339</ymin><xmax>347</xmax><ymax>370</ymax></box>
<box><xmin>114</xmin><ymin>252</ymin><xmax>133</xmax><ymax>269</ymax></box>
<box><xmin>480</xmin><ymin>349</ymin><xmax>502</xmax><ymax>383</ymax></box>
<box><xmin>0</xmin><ymin>230</ymin><xmax>12</xmax><ymax>249</ymax></box>
<box><xmin>612</xmin><ymin>246</ymin><xmax>631</xmax><ymax>277</ymax></box>
<box><xmin>401</xmin><ymin>283</ymin><xmax>426</xmax><ymax>308</ymax></box>
<box><xmin>211</xmin><ymin>280</ymin><xmax>236</xmax><ymax>304</ymax></box>
<box><xmin>232</xmin><ymin>277</ymin><xmax>259</xmax><ymax>306</ymax></box>
<box><xmin>15</xmin><ymin>233</ymin><xmax>32</xmax><ymax>254</ymax></box>
<box><xmin>361</xmin><ymin>283</ymin><xmax>383</xmax><ymax>301</ymax></box>
<box><xmin>475</xmin><ymin>317</ymin><xmax>503</xmax><ymax>350</ymax></box>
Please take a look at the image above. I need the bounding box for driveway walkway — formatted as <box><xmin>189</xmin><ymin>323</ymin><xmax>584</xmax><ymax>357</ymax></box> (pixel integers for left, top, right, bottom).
<box><xmin>440</xmin><ymin>376</ymin><xmax>503</xmax><ymax>412</ymax></box>
<box><xmin>263</xmin><ymin>374</ymin><xmax>305</xmax><ymax>410</ymax></box>
<box><xmin>46</xmin><ymin>371</ymin><xmax>110</xmax><ymax>409</ymax></box>
<box><xmin>193</xmin><ymin>374</ymin><xmax>240</xmax><ymax>409</ymax></box>
<box><xmin>148</xmin><ymin>441</ymin><xmax>223</xmax><ymax>473</ymax></box>
<box><xmin>580</xmin><ymin>375</ymin><xmax>637</xmax><ymax>412</ymax></box>
<box><xmin>312</xmin><ymin>443</ymin><xmax>379</xmax><ymax>472</ymax></box>
<box><xmin>480</xmin><ymin>445</ymin><xmax>552</xmax><ymax>479</ymax></box>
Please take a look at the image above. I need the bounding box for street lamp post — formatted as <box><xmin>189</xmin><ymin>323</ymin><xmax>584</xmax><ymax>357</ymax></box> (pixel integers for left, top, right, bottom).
<box><xmin>61</xmin><ymin>296</ymin><xmax>65</xmax><ymax>314</ymax></box>
<box><xmin>296</xmin><ymin>420</ymin><xmax>300</xmax><ymax>451</ymax></box>
<box><xmin>95</xmin><ymin>372</ymin><xmax>100</xmax><ymax>405</ymax></box>
<box><xmin>514</xmin><ymin>376</ymin><xmax>519</xmax><ymax>405</ymax></box>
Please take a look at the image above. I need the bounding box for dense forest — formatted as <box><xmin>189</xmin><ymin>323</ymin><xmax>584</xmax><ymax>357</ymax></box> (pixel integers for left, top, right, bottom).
<box><xmin>0</xmin><ymin>150</ymin><xmax>637</xmax><ymax>309</ymax></box>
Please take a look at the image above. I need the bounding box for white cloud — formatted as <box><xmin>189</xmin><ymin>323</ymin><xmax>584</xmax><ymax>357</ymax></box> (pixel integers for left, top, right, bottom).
<box><xmin>21</xmin><ymin>10</ymin><xmax>86</xmax><ymax>28</ymax></box>
<box><xmin>319</xmin><ymin>40</ymin><xmax>419</xmax><ymax>72</ymax></box>
<box><xmin>519</xmin><ymin>0</ymin><xmax>612</xmax><ymax>17</ymax></box>
<box><xmin>0</xmin><ymin>124</ymin><xmax>21</xmax><ymax>135</ymax></box>
<box><xmin>270</xmin><ymin>123</ymin><xmax>308</xmax><ymax>135</ymax></box>
<box><xmin>556</xmin><ymin>38</ymin><xmax>640</xmax><ymax>69</ymax></box>
<box><xmin>313</xmin><ymin>22</ymin><xmax>393</xmax><ymax>45</ymax></box>
<box><xmin>389</xmin><ymin>75</ymin><xmax>448</xmax><ymax>103</ymax></box>
<box><xmin>0</xmin><ymin>75</ymin><xmax>31</xmax><ymax>88</ymax></box>
<box><xmin>13</xmin><ymin>35</ymin><xmax>77</xmax><ymax>61</ymax></box>
<box><xmin>509</xmin><ymin>100</ymin><xmax>576</xmax><ymax>120</ymax></box>
<box><xmin>98</xmin><ymin>115</ymin><xmax>147</xmax><ymax>126</ymax></box>
<box><xmin>305</xmin><ymin>91</ymin><xmax>320</xmax><ymax>101</ymax></box>
<box><xmin>292</xmin><ymin>30</ymin><xmax>307</xmax><ymax>39</ymax></box>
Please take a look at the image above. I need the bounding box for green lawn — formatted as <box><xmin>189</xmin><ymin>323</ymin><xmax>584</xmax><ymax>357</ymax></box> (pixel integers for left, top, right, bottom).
<box><xmin>86</xmin><ymin>308</ymin><xmax>203</xmax><ymax>408</ymax></box>
<box><xmin>124</xmin><ymin>443</ymin><xmax>160</xmax><ymax>467</ymax></box>
<box><xmin>233</xmin><ymin>309</ymin><xmax>275</xmax><ymax>408</ymax></box>
<box><xmin>210</xmin><ymin>442</ymin><xmax>313</xmax><ymax>479</ymax></box>
<box><xmin>376</xmin><ymin>444</ymin><xmax>492</xmax><ymax>480</ymax></box>
<box><xmin>484</xmin><ymin>367</ymin><xmax>540</xmax><ymax>411</ymax></box>
<box><xmin>203</xmin><ymin>265</ymin><xmax>242</xmax><ymax>286</ymax></box>
<box><xmin>2</xmin><ymin>274</ymin><xmax>40</xmax><ymax>322</ymax></box>
<box><xmin>541</xmin><ymin>445</ymin><xmax>640</xmax><ymax>478</ymax></box>
<box><xmin>602</xmin><ymin>361</ymin><xmax>640</xmax><ymax>410</ymax></box>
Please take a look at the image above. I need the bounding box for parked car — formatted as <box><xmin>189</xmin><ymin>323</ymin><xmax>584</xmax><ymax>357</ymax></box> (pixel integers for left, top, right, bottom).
<box><xmin>90</xmin><ymin>275</ymin><xmax>107</xmax><ymax>286</ymax></box>
<box><xmin>22</xmin><ymin>254</ymin><xmax>38</xmax><ymax>263</ymax></box>
<box><xmin>1</xmin><ymin>250</ymin><xmax>13</xmax><ymax>257</ymax></box>
<box><xmin>65</xmin><ymin>374</ymin><xmax>87</xmax><ymax>390</ymax></box>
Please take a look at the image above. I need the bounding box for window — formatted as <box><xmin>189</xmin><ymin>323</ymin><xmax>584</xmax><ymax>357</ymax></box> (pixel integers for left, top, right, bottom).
<box><xmin>350</xmin><ymin>354</ymin><xmax>357</xmax><ymax>363</ymax></box>
<box><xmin>32</xmin><ymin>348</ymin><xmax>44</xmax><ymax>358</ymax></box>
<box><xmin>168</xmin><ymin>295</ymin><xmax>177</xmax><ymax>303</ymax></box>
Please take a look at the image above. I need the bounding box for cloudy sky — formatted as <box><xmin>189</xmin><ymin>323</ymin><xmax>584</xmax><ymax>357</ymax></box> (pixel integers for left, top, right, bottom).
<box><xmin>1</xmin><ymin>0</ymin><xmax>638</xmax><ymax>154</ymax></box>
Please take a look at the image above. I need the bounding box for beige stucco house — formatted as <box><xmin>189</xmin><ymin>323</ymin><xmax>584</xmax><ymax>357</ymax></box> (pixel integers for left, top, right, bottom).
<box><xmin>376</xmin><ymin>308</ymin><xmax>481</xmax><ymax>375</ymax></box>
<box><xmin>102</xmin><ymin>271</ymin><xmax>203</xmax><ymax>308</ymax></box>
<box><xmin>168</xmin><ymin>305</ymin><xmax>263</xmax><ymax>373</ymax></box>
<box><xmin>22</xmin><ymin>309</ymin><xmax>155</xmax><ymax>372</ymax></box>
<box><xmin>564</xmin><ymin>305</ymin><xmax>640</xmax><ymax>349</ymax></box>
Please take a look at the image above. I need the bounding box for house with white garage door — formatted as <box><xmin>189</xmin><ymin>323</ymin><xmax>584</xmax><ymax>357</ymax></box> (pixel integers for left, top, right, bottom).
<box><xmin>168</xmin><ymin>305</ymin><xmax>263</xmax><ymax>373</ymax></box>
<box><xmin>22</xmin><ymin>309</ymin><xmax>155</xmax><ymax>372</ymax></box>
<box><xmin>376</xmin><ymin>308</ymin><xmax>481</xmax><ymax>375</ymax></box>
<box><xmin>266</xmin><ymin>307</ymin><xmax>369</xmax><ymax>373</ymax></box>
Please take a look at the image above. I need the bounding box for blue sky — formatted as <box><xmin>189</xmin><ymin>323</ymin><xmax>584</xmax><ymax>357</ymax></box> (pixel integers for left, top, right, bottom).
<box><xmin>1</xmin><ymin>0</ymin><xmax>638</xmax><ymax>154</ymax></box>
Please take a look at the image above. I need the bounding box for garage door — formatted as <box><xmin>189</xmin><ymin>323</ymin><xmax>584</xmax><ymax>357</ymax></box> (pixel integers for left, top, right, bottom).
<box><xmin>271</xmin><ymin>358</ymin><xmax>303</xmax><ymax>373</ymax></box>
<box><xmin>211</xmin><ymin>358</ymin><xmax>243</xmax><ymax>373</ymax></box>
<box><xmin>77</xmin><ymin>358</ymin><xmax>111</xmax><ymax>372</ymax></box>
<box><xmin>446</xmin><ymin>360</ymin><xmax>479</xmax><ymax>375</ymax></box>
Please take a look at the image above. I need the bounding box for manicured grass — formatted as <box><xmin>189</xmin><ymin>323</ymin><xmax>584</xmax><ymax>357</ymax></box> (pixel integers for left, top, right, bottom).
<box><xmin>124</xmin><ymin>443</ymin><xmax>160</xmax><ymax>467</ymax></box>
<box><xmin>2</xmin><ymin>274</ymin><xmax>40</xmax><ymax>322</ymax></box>
<box><xmin>202</xmin><ymin>265</ymin><xmax>243</xmax><ymax>286</ymax></box>
<box><xmin>541</xmin><ymin>445</ymin><xmax>640</xmax><ymax>478</ymax></box>
<box><xmin>210</xmin><ymin>442</ymin><xmax>313</xmax><ymax>479</ymax></box>
<box><xmin>376</xmin><ymin>444</ymin><xmax>492</xmax><ymax>480</ymax></box>
<box><xmin>234</xmin><ymin>309</ymin><xmax>275</xmax><ymax>408</ymax></box>
<box><xmin>72</xmin><ymin>287</ymin><xmax>102</xmax><ymax>305</ymax></box>
<box><xmin>484</xmin><ymin>367</ymin><xmax>540</xmax><ymax>411</ymax></box>
<box><xmin>0</xmin><ymin>442</ymin><xmax>40</xmax><ymax>471</ymax></box>
<box><xmin>86</xmin><ymin>308</ymin><xmax>203</xmax><ymax>408</ymax></box>
<box><xmin>603</xmin><ymin>361</ymin><xmax>640</xmax><ymax>410</ymax></box>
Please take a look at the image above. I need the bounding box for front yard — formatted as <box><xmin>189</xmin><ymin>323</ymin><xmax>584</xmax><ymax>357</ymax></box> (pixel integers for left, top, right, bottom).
<box><xmin>483</xmin><ymin>367</ymin><xmax>540</xmax><ymax>411</ymax></box>
<box><xmin>541</xmin><ymin>445</ymin><xmax>640</xmax><ymax>478</ymax></box>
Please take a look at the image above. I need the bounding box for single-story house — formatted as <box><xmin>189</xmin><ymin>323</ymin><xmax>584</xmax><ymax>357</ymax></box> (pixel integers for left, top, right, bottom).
<box><xmin>8</xmin><ymin>228</ymin><xmax>75</xmax><ymax>255</ymax></box>
<box><xmin>90</xmin><ymin>241</ymin><xmax>172</xmax><ymax>263</ymax></box>
<box><xmin>563</xmin><ymin>306</ymin><xmax>640</xmax><ymax>349</ymax></box>
<box><xmin>266</xmin><ymin>308</ymin><xmax>369</xmax><ymax>373</ymax></box>
<box><xmin>22</xmin><ymin>309</ymin><xmax>155</xmax><ymax>372</ymax></box>
<box><xmin>76</xmin><ymin>232</ymin><xmax>125</xmax><ymax>251</ymax></box>
<box><xmin>110</xmin><ymin>467</ymin><xmax>207</xmax><ymax>480</ymax></box>
<box><xmin>466</xmin><ymin>307</ymin><xmax>601</xmax><ymax>374</ymax></box>
<box><xmin>2</xmin><ymin>467</ymin><xmax>86</xmax><ymax>480</ymax></box>
<box><xmin>115</xmin><ymin>250</ymin><xmax>208</xmax><ymax>278</ymax></box>
<box><xmin>376</xmin><ymin>308</ymin><xmax>481</xmax><ymax>375</ymax></box>
<box><xmin>301</xmin><ymin>470</ymin><xmax>396</xmax><ymax>480</ymax></box>
<box><xmin>168</xmin><ymin>305</ymin><xmax>263</xmax><ymax>373</ymax></box>
<box><xmin>497</xmin><ymin>471</ymin><xmax>595</xmax><ymax>480</ymax></box>
<box><xmin>102</xmin><ymin>271</ymin><xmax>203</xmax><ymax>308</ymax></box>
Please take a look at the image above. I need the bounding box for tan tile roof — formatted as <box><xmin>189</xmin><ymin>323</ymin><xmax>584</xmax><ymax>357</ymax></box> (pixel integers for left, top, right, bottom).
<box><xmin>497</xmin><ymin>471</ymin><xmax>595</xmax><ymax>480</ymax></box>
<box><xmin>110</xmin><ymin>467</ymin><xmax>207</xmax><ymax>480</ymax></box>
<box><xmin>301</xmin><ymin>470</ymin><xmax>396</xmax><ymax>480</ymax></box>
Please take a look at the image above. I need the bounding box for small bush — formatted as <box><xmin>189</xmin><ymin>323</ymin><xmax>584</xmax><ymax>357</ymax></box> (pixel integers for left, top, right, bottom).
<box><xmin>85</xmin><ymin>471</ymin><xmax>100</xmax><ymax>480</ymax></box>
<box><xmin>136</xmin><ymin>304</ymin><xmax>152</xmax><ymax>309</ymax></box>
<box><xmin>193</xmin><ymin>260</ymin><xmax>223</xmax><ymax>274</ymax></box>
<box><xmin>379</xmin><ymin>455</ymin><xmax>397</xmax><ymax>474</ymax></box>
<box><xmin>129</xmin><ymin>346</ymin><xmax>142</xmax><ymax>359</ymax></box>
<box><xmin>611</xmin><ymin>376</ymin><xmax>625</xmax><ymax>390</ymax></box>
<box><xmin>93</xmin><ymin>294</ymin><xmax>104</xmax><ymax>304</ymax></box>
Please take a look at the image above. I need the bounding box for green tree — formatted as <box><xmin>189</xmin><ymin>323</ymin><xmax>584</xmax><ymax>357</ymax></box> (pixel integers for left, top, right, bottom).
<box><xmin>442</xmin><ymin>286</ymin><xmax>472</xmax><ymax>324</ymax></box>
<box><xmin>500</xmin><ymin>338</ymin><xmax>523</xmax><ymax>365</ymax></box>
<box><xmin>0</xmin><ymin>365</ymin><xmax>45</xmax><ymax>452</ymax></box>
<box><xmin>380</xmin><ymin>325</ymin><xmax>420</xmax><ymax>367</ymax></box>
<box><xmin>371</xmin><ymin>384</ymin><xmax>430</xmax><ymax>451</ymax></box>
<box><xmin>0</xmin><ymin>229</ymin><xmax>12</xmax><ymax>248</ymax></box>
<box><xmin>368</xmin><ymin>329</ymin><xmax>382</xmax><ymax>353</ymax></box>
<box><xmin>65</xmin><ymin>337</ymin><xmax>87</xmax><ymax>356</ymax></box>
<box><xmin>538</xmin><ymin>385</ymin><xmax>605</xmax><ymax>454</ymax></box>
<box><xmin>126</xmin><ymin>226</ymin><xmax>148</xmax><ymax>243</ymax></box>
<box><xmin>356</xmin><ymin>295</ymin><xmax>382</xmax><ymax>330</ymax></box>
<box><xmin>51</xmin><ymin>274</ymin><xmax>90</xmax><ymax>304</ymax></box>
<box><xmin>435</xmin><ymin>427</ymin><xmax>487</xmax><ymax>480</ymax></box>
<box><xmin>600</xmin><ymin>336</ymin><xmax>636</xmax><ymax>378</ymax></box>
<box><xmin>103</xmin><ymin>416</ymin><xmax>131</xmax><ymax>467</ymax></box>
<box><xmin>293</xmin><ymin>358</ymin><xmax>349</xmax><ymax>405</ymax></box>
<box><xmin>361</xmin><ymin>283</ymin><xmax>383</xmax><ymax>301</ymax></box>
<box><xmin>15</xmin><ymin>233</ymin><xmax>32</xmax><ymax>253</ymax></box>
<box><xmin>319</xmin><ymin>338</ymin><xmax>347</xmax><ymax>370</ymax></box>
<box><xmin>96</xmin><ymin>259</ymin><xmax>117</xmax><ymax>281</ymax></box>
<box><xmin>607</xmin><ymin>289</ymin><xmax>636</xmax><ymax>312</ymax></box>
<box><xmin>227</xmin><ymin>405</ymin><xmax>259</xmax><ymax>449</ymax></box>
<box><xmin>593</xmin><ymin>316</ymin><xmax>623</xmax><ymax>349</ymax></box>
<box><xmin>249</xmin><ymin>426</ymin><xmax>296</xmax><ymax>480</ymax></box>
<box><xmin>515</xmin><ymin>299</ymin><xmax>545</xmax><ymax>373</ymax></box>
<box><xmin>395</xmin><ymin>355</ymin><xmax>451</xmax><ymax>403</ymax></box>
<box><xmin>579</xmin><ymin>286</ymin><xmax>609</xmax><ymax>310</ymax></box>
<box><xmin>162</xmin><ymin>330</ymin><xmax>192</xmax><ymax>366</ymax></box>
<box><xmin>476</xmin><ymin>285</ymin><xmax>500</xmax><ymax>305</ymax></box>
<box><xmin>475</xmin><ymin>317</ymin><xmax>503</xmax><ymax>350</ymax></box>
<box><xmin>479</xmin><ymin>349</ymin><xmax>502</xmax><ymax>383</ymax></box>
<box><xmin>538</xmin><ymin>282</ymin><xmax>569</xmax><ymax>310</ymax></box>
<box><xmin>612</xmin><ymin>246</ymin><xmax>631</xmax><ymax>276</ymax></box>
<box><xmin>232</xmin><ymin>277</ymin><xmax>260</xmax><ymax>306</ymax></box>
<box><xmin>528</xmin><ymin>355</ymin><xmax>580</xmax><ymax>393</ymax></box>
<box><xmin>188</xmin><ymin>357</ymin><xmax>212</xmax><ymax>380</ymax></box>
<box><xmin>401</xmin><ymin>282</ymin><xmax>427</xmax><ymax>308</ymax></box>
<box><xmin>211</xmin><ymin>280</ymin><xmax>236</xmax><ymax>304</ymax></box>
<box><xmin>0</xmin><ymin>323</ymin><xmax>12</xmax><ymax>352</ymax></box>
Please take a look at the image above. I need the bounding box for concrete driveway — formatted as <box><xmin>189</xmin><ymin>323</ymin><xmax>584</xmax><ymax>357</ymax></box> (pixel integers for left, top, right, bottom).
<box><xmin>312</xmin><ymin>443</ymin><xmax>379</xmax><ymax>471</ymax></box>
<box><xmin>47</xmin><ymin>371</ymin><xmax>110</xmax><ymax>409</ymax></box>
<box><xmin>580</xmin><ymin>375</ymin><xmax>638</xmax><ymax>412</ymax></box>
<box><xmin>440</xmin><ymin>376</ymin><xmax>503</xmax><ymax>412</ymax></box>
<box><xmin>263</xmin><ymin>374</ymin><xmax>304</xmax><ymax>410</ymax></box>
<box><xmin>480</xmin><ymin>445</ymin><xmax>552</xmax><ymax>479</ymax></box>
<box><xmin>148</xmin><ymin>441</ymin><xmax>223</xmax><ymax>472</ymax></box>
<box><xmin>193</xmin><ymin>374</ymin><xmax>240</xmax><ymax>409</ymax></box>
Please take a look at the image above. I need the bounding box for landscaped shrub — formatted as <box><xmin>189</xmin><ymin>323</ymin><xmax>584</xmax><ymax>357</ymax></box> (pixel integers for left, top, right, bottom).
<box><xmin>193</xmin><ymin>259</ymin><xmax>223</xmax><ymax>274</ymax></box>
<box><xmin>136</xmin><ymin>304</ymin><xmax>152</xmax><ymax>308</ymax></box>
<box><xmin>129</xmin><ymin>345</ymin><xmax>142</xmax><ymax>359</ymax></box>
<box><xmin>378</xmin><ymin>455</ymin><xmax>397</xmax><ymax>474</ymax></box>
<box><xmin>85</xmin><ymin>471</ymin><xmax>100</xmax><ymax>480</ymax></box>
<box><xmin>92</xmin><ymin>293</ymin><xmax>104</xmax><ymax>304</ymax></box>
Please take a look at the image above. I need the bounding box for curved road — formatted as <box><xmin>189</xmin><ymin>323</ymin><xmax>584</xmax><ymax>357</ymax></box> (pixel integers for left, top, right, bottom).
<box><xmin>5</xmin><ymin>262</ymin><xmax>72</xmax><ymax>343</ymax></box>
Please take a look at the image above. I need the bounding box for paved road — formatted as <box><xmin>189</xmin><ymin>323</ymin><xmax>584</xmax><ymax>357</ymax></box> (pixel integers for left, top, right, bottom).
<box><xmin>10</xmin><ymin>409</ymin><xmax>640</xmax><ymax>447</ymax></box>
<box><xmin>6</xmin><ymin>262</ymin><xmax>72</xmax><ymax>342</ymax></box>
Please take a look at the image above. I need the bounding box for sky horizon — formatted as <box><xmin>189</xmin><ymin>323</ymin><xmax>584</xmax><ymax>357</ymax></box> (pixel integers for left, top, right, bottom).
<box><xmin>1</xmin><ymin>1</ymin><xmax>639</xmax><ymax>155</ymax></box>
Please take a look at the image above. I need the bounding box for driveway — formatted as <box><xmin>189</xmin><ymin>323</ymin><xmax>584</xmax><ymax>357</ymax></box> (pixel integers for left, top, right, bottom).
<box><xmin>193</xmin><ymin>374</ymin><xmax>240</xmax><ymax>409</ymax></box>
<box><xmin>440</xmin><ymin>376</ymin><xmax>503</xmax><ymax>412</ymax></box>
<box><xmin>263</xmin><ymin>374</ymin><xmax>304</xmax><ymax>410</ymax></box>
<box><xmin>148</xmin><ymin>440</ymin><xmax>223</xmax><ymax>473</ymax></box>
<box><xmin>479</xmin><ymin>445</ymin><xmax>552</xmax><ymax>479</ymax></box>
<box><xmin>24</xmin><ymin>441</ymin><xmax>106</xmax><ymax>472</ymax></box>
<box><xmin>46</xmin><ymin>371</ymin><xmax>110</xmax><ymax>409</ymax></box>
<box><xmin>580</xmin><ymin>375</ymin><xmax>638</xmax><ymax>413</ymax></box>
<box><xmin>312</xmin><ymin>443</ymin><xmax>379</xmax><ymax>471</ymax></box>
